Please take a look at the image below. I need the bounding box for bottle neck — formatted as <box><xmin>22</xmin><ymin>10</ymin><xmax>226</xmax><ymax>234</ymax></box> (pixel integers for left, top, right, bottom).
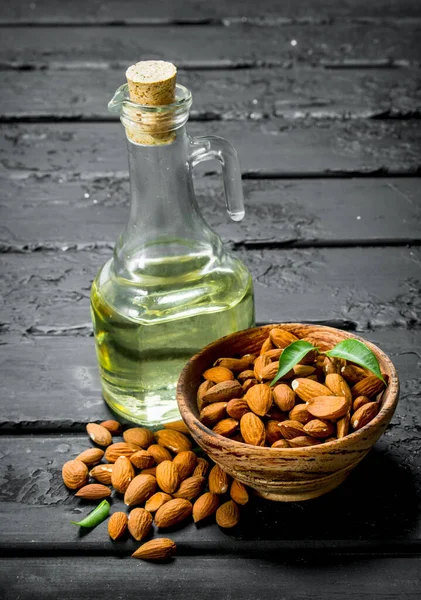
<box><xmin>113</xmin><ymin>128</ymin><xmax>220</xmax><ymax>280</ymax></box>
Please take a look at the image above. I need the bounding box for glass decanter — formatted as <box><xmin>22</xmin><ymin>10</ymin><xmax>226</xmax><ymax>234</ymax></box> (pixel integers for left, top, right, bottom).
<box><xmin>90</xmin><ymin>82</ymin><xmax>255</xmax><ymax>427</ymax></box>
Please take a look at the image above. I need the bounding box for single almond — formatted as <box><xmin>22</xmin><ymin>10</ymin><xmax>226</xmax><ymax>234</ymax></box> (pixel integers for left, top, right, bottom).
<box><xmin>288</xmin><ymin>435</ymin><xmax>322</xmax><ymax>447</ymax></box>
<box><xmin>123</xmin><ymin>427</ymin><xmax>155</xmax><ymax>449</ymax></box>
<box><xmin>216</xmin><ymin>500</ymin><xmax>240</xmax><ymax>528</ymax></box>
<box><xmin>237</xmin><ymin>370</ymin><xmax>256</xmax><ymax>384</ymax></box>
<box><xmin>254</xmin><ymin>354</ymin><xmax>271</xmax><ymax>381</ymax></box>
<box><xmin>273</xmin><ymin>384</ymin><xmax>296</xmax><ymax>412</ymax></box>
<box><xmin>154</xmin><ymin>498</ymin><xmax>193</xmax><ymax>528</ymax></box>
<box><xmin>260</xmin><ymin>336</ymin><xmax>273</xmax><ymax>354</ymax></box>
<box><xmin>154</xmin><ymin>429</ymin><xmax>192</xmax><ymax>454</ymax></box>
<box><xmin>147</xmin><ymin>444</ymin><xmax>173</xmax><ymax>464</ymax></box>
<box><xmin>100</xmin><ymin>419</ymin><xmax>123</xmax><ymax>435</ymax></box>
<box><xmin>199</xmin><ymin>402</ymin><xmax>228</xmax><ymax>427</ymax></box>
<box><xmin>128</xmin><ymin>507</ymin><xmax>153</xmax><ymax>541</ymax></box>
<box><xmin>89</xmin><ymin>464</ymin><xmax>113</xmax><ymax>484</ymax></box>
<box><xmin>208</xmin><ymin>464</ymin><xmax>230</xmax><ymax>494</ymax></box>
<box><xmin>105</xmin><ymin>442</ymin><xmax>141</xmax><ymax>463</ymax></box>
<box><xmin>214</xmin><ymin>357</ymin><xmax>254</xmax><ymax>372</ymax></box>
<box><xmin>351</xmin><ymin>402</ymin><xmax>379</xmax><ymax>430</ymax></box>
<box><xmin>86</xmin><ymin>423</ymin><xmax>112</xmax><ymax>447</ymax></box>
<box><xmin>323</xmin><ymin>356</ymin><xmax>346</xmax><ymax>376</ymax></box>
<box><xmin>203</xmin><ymin>366</ymin><xmax>234</xmax><ymax>383</ymax></box>
<box><xmin>230</xmin><ymin>479</ymin><xmax>249</xmax><ymax>505</ymax></box>
<box><xmin>353</xmin><ymin>395</ymin><xmax>371</xmax><ymax>412</ymax></box>
<box><xmin>226</xmin><ymin>397</ymin><xmax>250</xmax><ymax>420</ymax></box>
<box><xmin>307</xmin><ymin>396</ymin><xmax>348</xmax><ymax>420</ymax></box>
<box><xmin>132</xmin><ymin>538</ymin><xmax>176</xmax><ymax>560</ymax></box>
<box><xmin>156</xmin><ymin>460</ymin><xmax>180</xmax><ymax>494</ymax></box>
<box><xmin>197</xmin><ymin>380</ymin><xmax>214</xmax><ymax>411</ymax></box>
<box><xmin>352</xmin><ymin>376</ymin><xmax>385</xmax><ymax>399</ymax></box>
<box><xmin>304</xmin><ymin>419</ymin><xmax>335</xmax><ymax>439</ymax></box>
<box><xmin>271</xmin><ymin>439</ymin><xmax>290</xmax><ymax>448</ymax></box>
<box><xmin>245</xmin><ymin>383</ymin><xmax>273</xmax><ymax>417</ymax></box>
<box><xmin>341</xmin><ymin>364</ymin><xmax>368</xmax><ymax>384</ymax></box>
<box><xmin>192</xmin><ymin>492</ymin><xmax>220</xmax><ymax>523</ymax></box>
<box><xmin>259</xmin><ymin>361</ymin><xmax>280</xmax><ymax>381</ymax></box>
<box><xmin>193</xmin><ymin>457</ymin><xmax>210</xmax><ymax>478</ymax></box>
<box><xmin>240</xmin><ymin>412</ymin><xmax>266</xmax><ymax>446</ymax></box>
<box><xmin>75</xmin><ymin>447</ymin><xmax>104</xmax><ymax>467</ymax></box>
<box><xmin>108</xmin><ymin>511</ymin><xmax>128</xmax><ymax>540</ymax></box>
<box><xmin>75</xmin><ymin>483</ymin><xmax>111</xmax><ymax>500</ymax></box>
<box><xmin>111</xmin><ymin>455</ymin><xmax>135</xmax><ymax>494</ymax></box>
<box><xmin>130</xmin><ymin>450</ymin><xmax>155</xmax><ymax>470</ymax></box>
<box><xmin>291</xmin><ymin>379</ymin><xmax>333</xmax><ymax>401</ymax></box>
<box><xmin>265</xmin><ymin>420</ymin><xmax>284</xmax><ymax>445</ymax></box>
<box><xmin>201</xmin><ymin>380</ymin><xmax>244</xmax><ymax>404</ymax></box>
<box><xmin>263</xmin><ymin>348</ymin><xmax>284</xmax><ymax>361</ymax></box>
<box><xmin>163</xmin><ymin>420</ymin><xmax>191</xmax><ymax>435</ymax></box>
<box><xmin>145</xmin><ymin>492</ymin><xmax>172</xmax><ymax>513</ymax></box>
<box><xmin>173</xmin><ymin>475</ymin><xmax>206</xmax><ymax>501</ymax></box>
<box><xmin>337</xmin><ymin>414</ymin><xmax>350</xmax><ymax>438</ymax></box>
<box><xmin>325</xmin><ymin>373</ymin><xmax>352</xmax><ymax>408</ymax></box>
<box><xmin>124</xmin><ymin>474</ymin><xmax>157</xmax><ymax>507</ymax></box>
<box><xmin>288</xmin><ymin>403</ymin><xmax>313</xmax><ymax>424</ymax></box>
<box><xmin>242</xmin><ymin>353</ymin><xmax>257</xmax><ymax>363</ymax></box>
<box><xmin>278</xmin><ymin>420</ymin><xmax>305</xmax><ymax>440</ymax></box>
<box><xmin>172</xmin><ymin>450</ymin><xmax>198</xmax><ymax>481</ymax></box>
<box><xmin>62</xmin><ymin>459</ymin><xmax>89</xmax><ymax>490</ymax></box>
<box><xmin>293</xmin><ymin>365</ymin><xmax>316</xmax><ymax>377</ymax></box>
<box><xmin>242</xmin><ymin>378</ymin><xmax>258</xmax><ymax>393</ymax></box>
<box><xmin>269</xmin><ymin>328</ymin><xmax>299</xmax><ymax>349</ymax></box>
<box><xmin>212</xmin><ymin>417</ymin><xmax>239</xmax><ymax>437</ymax></box>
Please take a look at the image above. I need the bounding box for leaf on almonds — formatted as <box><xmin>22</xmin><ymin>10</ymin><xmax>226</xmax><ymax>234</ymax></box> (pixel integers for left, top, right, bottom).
<box><xmin>325</xmin><ymin>339</ymin><xmax>385</xmax><ymax>383</ymax></box>
<box><xmin>270</xmin><ymin>341</ymin><xmax>317</xmax><ymax>386</ymax></box>
<box><xmin>71</xmin><ymin>499</ymin><xmax>110</xmax><ymax>528</ymax></box>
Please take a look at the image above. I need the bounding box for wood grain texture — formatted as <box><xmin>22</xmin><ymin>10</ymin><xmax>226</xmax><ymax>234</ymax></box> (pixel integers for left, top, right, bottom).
<box><xmin>1</xmin><ymin>121</ymin><xmax>420</xmax><ymax>179</ymax></box>
<box><xmin>1</xmin><ymin>0</ymin><xmax>420</xmax><ymax>24</ymax></box>
<box><xmin>1</xmin><ymin>556</ymin><xmax>420</xmax><ymax>600</ymax></box>
<box><xmin>1</xmin><ymin>23</ymin><xmax>420</xmax><ymax>69</ymax></box>
<box><xmin>1</xmin><ymin>177</ymin><xmax>420</xmax><ymax>251</ymax></box>
<box><xmin>1</xmin><ymin>247</ymin><xmax>420</xmax><ymax>336</ymax></box>
<box><xmin>0</xmin><ymin>327</ymin><xmax>419</xmax><ymax>431</ymax></box>
<box><xmin>1</xmin><ymin>68</ymin><xmax>420</xmax><ymax>121</ymax></box>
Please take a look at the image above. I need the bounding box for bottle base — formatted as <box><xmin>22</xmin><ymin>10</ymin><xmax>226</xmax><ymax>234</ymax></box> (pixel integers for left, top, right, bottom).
<box><xmin>101</xmin><ymin>380</ymin><xmax>181</xmax><ymax>428</ymax></box>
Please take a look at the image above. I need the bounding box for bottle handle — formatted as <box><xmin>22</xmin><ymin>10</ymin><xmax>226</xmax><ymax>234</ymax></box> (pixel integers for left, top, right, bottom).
<box><xmin>189</xmin><ymin>135</ymin><xmax>245</xmax><ymax>222</ymax></box>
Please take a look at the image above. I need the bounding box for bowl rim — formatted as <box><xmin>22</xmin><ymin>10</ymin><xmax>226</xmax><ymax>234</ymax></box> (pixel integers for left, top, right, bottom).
<box><xmin>176</xmin><ymin>323</ymin><xmax>400</xmax><ymax>455</ymax></box>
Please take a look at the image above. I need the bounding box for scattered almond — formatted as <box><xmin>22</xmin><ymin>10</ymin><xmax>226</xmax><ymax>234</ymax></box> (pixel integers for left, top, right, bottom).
<box><xmin>123</xmin><ymin>427</ymin><xmax>154</xmax><ymax>449</ymax></box>
<box><xmin>100</xmin><ymin>420</ymin><xmax>123</xmax><ymax>435</ymax></box>
<box><xmin>105</xmin><ymin>442</ymin><xmax>141</xmax><ymax>463</ymax></box>
<box><xmin>111</xmin><ymin>456</ymin><xmax>135</xmax><ymax>494</ymax></box>
<box><xmin>132</xmin><ymin>538</ymin><xmax>176</xmax><ymax>561</ymax></box>
<box><xmin>145</xmin><ymin>492</ymin><xmax>173</xmax><ymax>513</ymax></box>
<box><xmin>193</xmin><ymin>492</ymin><xmax>220</xmax><ymax>523</ymax></box>
<box><xmin>156</xmin><ymin>460</ymin><xmax>180</xmax><ymax>494</ymax></box>
<box><xmin>163</xmin><ymin>420</ymin><xmax>191</xmax><ymax>435</ymax></box>
<box><xmin>193</xmin><ymin>457</ymin><xmax>210</xmax><ymax>478</ymax></box>
<box><xmin>173</xmin><ymin>476</ymin><xmax>206</xmax><ymax>501</ymax></box>
<box><xmin>208</xmin><ymin>464</ymin><xmax>230</xmax><ymax>494</ymax></box>
<box><xmin>86</xmin><ymin>423</ymin><xmax>112</xmax><ymax>447</ymax></box>
<box><xmin>108</xmin><ymin>511</ymin><xmax>128</xmax><ymax>540</ymax></box>
<box><xmin>216</xmin><ymin>500</ymin><xmax>240</xmax><ymax>528</ymax></box>
<box><xmin>230</xmin><ymin>479</ymin><xmax>249</xmax><ymax>505</ymax></box>
<box><xmin>130</xmin><ymin>450</ymin><xmax>155</xmax><ymax>470</ymax></box>
<box><xmin>172</xmin><ymin>451</ymin><xmax>198</xmax><ymax>481</ymax></box>
<box><xmin>75</xmin><ymin>483</ymin><xmax>111</xmax><ymax>500</ymax></box>
<box><xmin>147</xmin><ymin>444</ymin><xmax>173</xmax><ymax>464</ymax></box>
<box><xmin>128</xmin><ymin>507</ymin><xmax>153</xmax><ymax>541</ymax></box>
<box><xmin>75</xmin><ymin>447</ymin><xmax>104</xmax><ymax>467</ymax></box>
<box><xmin>89</xmin><ymin>464</ymin><xmax>113</xmax><ymax>484</ymax></box>
<box><xmin>124</xmin><ymin>474</ymin><xmax>157</xmax><ymax>507</ymax></box>
<box><xmin>154</xmin><ymin>429</ymin><xmax>192</xmax><ymax>453</ymax></box>
<box><xmin>154</xmin><ymin>498</ymin><xmax>193</xmax><ymax>528</ymax></box>
<box><xmin>62</xmin><ymin>459</ymin><xmax>89</xmax><ymax>490</ymax></box>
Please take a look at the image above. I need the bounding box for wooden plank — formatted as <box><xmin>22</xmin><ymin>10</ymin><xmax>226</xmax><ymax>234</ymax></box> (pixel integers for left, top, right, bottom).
<box><xmin>1</xmin><ymin>177</ymin><xmax>421</xmax><ymax>251</ymax></box>
<box><xmin>1</xmin><ymin>0</ymin><xmax>420</xmax><ymax>24</ymax></box>
<box><xmin>1</xmin><ymin>122</ymin><xmax>420</xmax><ymax>179</ymax></box>
<box><xmin>0</xmin><ymin>327</ymin><xmax>419</xmax><ymax>430</ymax></box>
<box><xmin>1</xmin><ymin>24</ymin><xmax>420</xmax><ymax>69</ymax></box>
<box><xmin>1</xmin><ymin>68</ymin><xmax>421</xmax><ymax>121</ymax></box>
<box><xmin>0</xmin><ymin>247</ymin><xmax>420</xmax><ymax>336</ymax></box>
<box><xmin>1</xmin><ymin>556</ymin><xmax>420</xmax><ymax>600</ymax></box>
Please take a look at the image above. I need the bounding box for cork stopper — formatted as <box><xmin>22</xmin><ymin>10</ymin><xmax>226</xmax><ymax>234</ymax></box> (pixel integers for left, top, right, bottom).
<box><xmin>125</xmin><ymin>60</ymin><xmax>177</xmax><ymax>145</ymax></box>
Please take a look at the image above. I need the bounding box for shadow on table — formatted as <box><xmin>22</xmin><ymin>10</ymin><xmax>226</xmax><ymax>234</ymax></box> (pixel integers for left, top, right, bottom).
<box><xmin>234</xmin><ymin>447</ymin><xmax>419</xmax><ymax>542</ymax></box>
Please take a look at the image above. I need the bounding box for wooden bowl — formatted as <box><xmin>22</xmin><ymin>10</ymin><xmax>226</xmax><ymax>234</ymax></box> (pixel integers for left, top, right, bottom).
<box><xmin>177</xmin><ymin>324</ymin><xmax>399</xmax><ymax>502</ymax></box>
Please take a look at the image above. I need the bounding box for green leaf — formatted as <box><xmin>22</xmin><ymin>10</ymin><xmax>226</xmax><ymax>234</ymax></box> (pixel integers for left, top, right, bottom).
<box><xmin>325</xmin><ymin>339</ymin><xmax>385</xmax><ymax>383</ymax></box>
<box><xmin>270</xmin><ymin>341</ymin><xmax>317</xmax><ymax>386</ymax></box>
<box><xmin>71</xmin><ymin>499</ymin><xmax>110</xmax><ymax>528</ymax></box>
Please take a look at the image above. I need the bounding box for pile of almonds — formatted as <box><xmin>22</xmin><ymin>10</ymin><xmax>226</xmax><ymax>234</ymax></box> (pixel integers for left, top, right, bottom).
<box><xmin>62</xmin><ymin>419</ymin><xmax>248</xmax><ymax>561</ymax></box>
<box><xmin>197</xmin><ymin>328</ymin><xmax>387</xmax><ymax>448</ymax></box>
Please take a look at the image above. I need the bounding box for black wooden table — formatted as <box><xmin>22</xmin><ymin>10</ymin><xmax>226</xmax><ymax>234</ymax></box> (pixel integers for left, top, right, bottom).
<box><xmin>1</xmin><ymin>1</ymin><xmax>421</xmax><ymax>598</ymax></box>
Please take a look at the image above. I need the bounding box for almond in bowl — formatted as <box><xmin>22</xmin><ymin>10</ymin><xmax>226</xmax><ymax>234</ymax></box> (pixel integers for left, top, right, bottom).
<box><xmin>177</xmin><ymin>324</ymin><xmax>399</xmax><ymax>502</ymax></box>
